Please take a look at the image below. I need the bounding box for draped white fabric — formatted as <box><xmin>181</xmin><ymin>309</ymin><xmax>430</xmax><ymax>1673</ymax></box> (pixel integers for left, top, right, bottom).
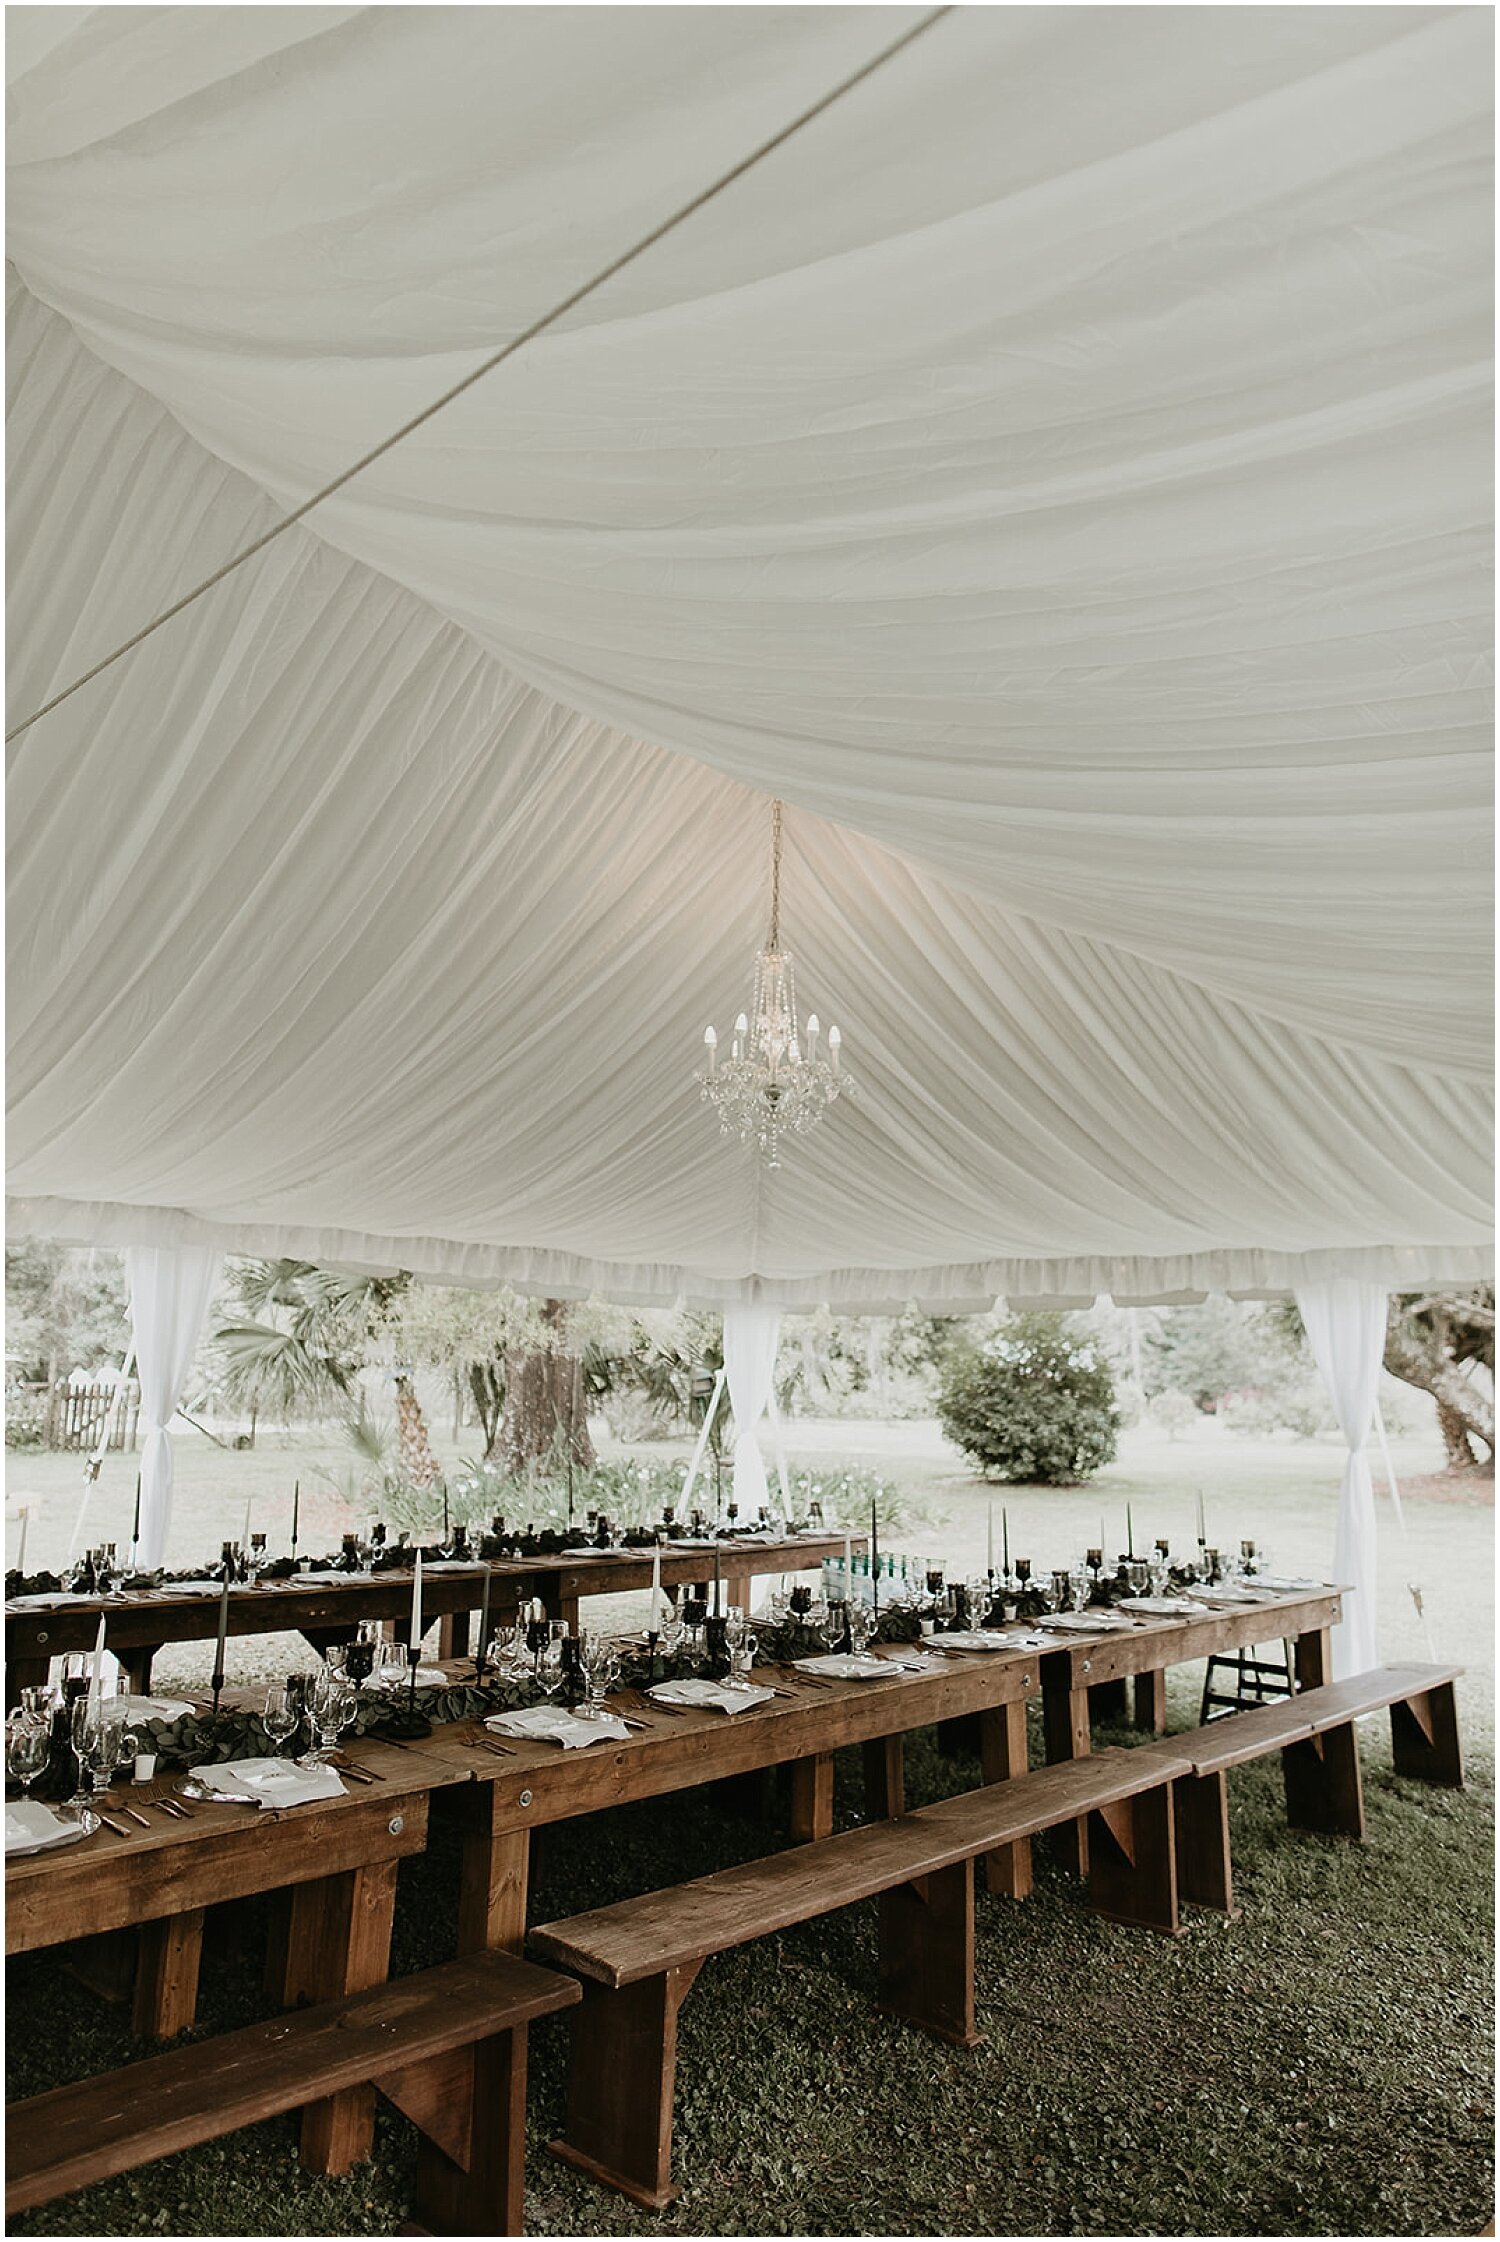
<box><xmin>1295</xmin><ymin>1280</ymin><xmax>1389</xmax><ymax>1678</ymax></box>
<box><xmin>124</xmin><ymin>1245</ymin><xmax>224</xmax><ymax>1566</ymax></box>
<box><xmin>5</xmin><ymin>10</ymin><xmax>1493</xmax><ymax>1307</ymax></box>
<box><xmin>721</xmin><ymin>1307</ymin><xmax>782</xmax><ymax>1518</ymax></box>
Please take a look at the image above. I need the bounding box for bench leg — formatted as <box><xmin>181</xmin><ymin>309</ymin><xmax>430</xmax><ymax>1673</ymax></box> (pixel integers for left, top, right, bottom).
<box><xmin>281</xmin><ymin>1858</ymin><xmax>401</xmax><ymax>2174</ymax></box>
<box><xmin>789</xmin><ymin>1752</ymin><xmax>834</xmax><ymax>1842</ymax></box>
<box><xmin>1087</xmin><ymin>1784</ymin><xmax>1180</xmax><ymax>1934</ymax></box>
<box><xmin>1282</xmin><ymin>1723</ymin><xmax>1365</xmax><ymax>1840</ymax></box>
<box><xmin>1391</xmin><ymin>1685</ymin><xmax>1464</xmax><ymax>1788</ymax></box>
<box><xmin>550</xmin><ymin>1962</ymin><xmax>701</xmax><ymax>2209</ymax></box>
<box><xmin>979</xmin><ymin>1701</ymin><xmax>1032</xmax><ymax>1899</ymax></box>
<box><xmin>1041</xmin><ymin>1658</ymin><xmax>1091</xmax><ymax>1876</ymax></box>
<box><xmin>1172</xmin><ymin>1771</ymin><xmax>1235</xmax><ymax>1915</ymax></box>
<box><xmin>133</xmin><ymin>1909</ymin><xmax>205</xmax><ymax>2038</ymax></box>
<box><xmin>877</xmin><ymin>1859</ymin><xmax>979</xmax><ymax>2047</ymax></box>
<box><xmin>862</xmin><ymin>1733</ymin><xmax>905</xmax><ymax>1820</ymax></box>
<box><xmin>400</xmin><ymin>2029</ymin><xmax>529</xmax><ymax>2237</ymax></box>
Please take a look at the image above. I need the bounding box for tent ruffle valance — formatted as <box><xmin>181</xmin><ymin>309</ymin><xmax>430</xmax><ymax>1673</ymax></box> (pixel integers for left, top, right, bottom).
<box><xmin>5</xmin><ymin>8</ymin><xmax>1493</xmax><ymax>1310</ymax></box>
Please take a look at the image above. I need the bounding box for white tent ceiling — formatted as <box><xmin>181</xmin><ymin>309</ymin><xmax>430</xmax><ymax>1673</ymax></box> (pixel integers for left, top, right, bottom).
<box><xmin>5</xmin><ymin>4</ymin><xmax>1493</xmax><ymax>1308</ymax></box>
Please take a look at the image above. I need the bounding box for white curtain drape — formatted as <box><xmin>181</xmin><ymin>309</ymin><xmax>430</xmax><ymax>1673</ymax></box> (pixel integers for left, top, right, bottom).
<box><xmin>1295</xmin><ymin>1280</ymin><xmax>1387</xmax><ymax>1678</ymax></box>
<box><xmin>125</xmin><ymin>1246</ymin><xmax>222</xmax><ymax>1566</ymax></box>
<box><xmin>722</xmin><ymin>1306</ymin><xmax>782</xmax><ymax>1517</ymax></box>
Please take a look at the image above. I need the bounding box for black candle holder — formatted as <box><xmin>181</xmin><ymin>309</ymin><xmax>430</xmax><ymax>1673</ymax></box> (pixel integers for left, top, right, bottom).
<box><xmin>704</xmin><ymin>1614</ymin><xmax>731</xmax><ymax>1681</ymax></box>
<box><xmin>645</xmin><ymin>1630</ymin><xmax>664</xmax><ymax>1684</ymax></box>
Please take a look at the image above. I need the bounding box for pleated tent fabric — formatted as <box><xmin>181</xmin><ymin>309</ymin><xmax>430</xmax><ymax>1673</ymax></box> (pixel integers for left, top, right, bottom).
<box><xmin>5</xmin><ymin>6</ymin><xmax>1493</xmax><ymax>1308</ymax></box>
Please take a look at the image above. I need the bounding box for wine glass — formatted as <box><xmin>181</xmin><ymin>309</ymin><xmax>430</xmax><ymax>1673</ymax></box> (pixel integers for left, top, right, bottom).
<box><xmin>68</xmin><ymin>1700</ymin><xmax>130</xmax><ymax>1828</ymax></box>
<box><xmin>302</xmin><ymin>1671</ymin><xmax>356</xmax><ymax>1763</ymax></box>
<box><xmin>262</xmin><ymin>1684</ymin><xmax>300</xmax><ymax>1758</ymax></box>
<box><xmin>815</xmin><ymin>1599</ymin><xmax>845</xmax><ymax>1653</ymax></box>
<box><xmin>578</xmin><ymin>1634</ymin><xmax>621</xmax><ymax>1718</ymax></box>
<box><xmin>6</xmin><ymin>1712</ymin><xmax>49</xmax><ymax>1800</ymax></box>
<box><xmin>846</xmin><ymin>1601</ymin><xmax>876</xmax><ymax>1654</ymax></box>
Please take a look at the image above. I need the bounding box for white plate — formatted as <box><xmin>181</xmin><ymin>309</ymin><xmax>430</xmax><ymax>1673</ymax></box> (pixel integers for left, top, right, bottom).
<box><xmin>928</xmin><ymin>1630</ymin><xmax>1031</xmax><ymax>1653</ymax></box>
<box><xmin>792</xmin><ymin>1653</ymin><xmax>896</xmax><ymax>1681</ymax></box>
<box><xmin>6</xmin><ymin>1802</ymin><xmax>93</xmax><ymax>1857</ymax></box>
<box><xmin>1115</xmin><ymin>1597</ymin><xmax>1210</xmax><ymax>1618</ymax></box>
<box><xmin>1042</xmin><ymin>1611</ymin><xmax>1138</xmax><ymax>1634</ymax></box>
<box><xmin>649</xmin><ymin>1679</ymin><xmax>775</xmax><ymax>1716</ymax></box>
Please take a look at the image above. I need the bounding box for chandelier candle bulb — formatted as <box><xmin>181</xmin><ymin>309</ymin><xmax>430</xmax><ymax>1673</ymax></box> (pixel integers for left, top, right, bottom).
<box><xmin>806</xmin><ymin>1014</ymin><xmax>819</xmax><ymax>1059</ymax></box>
<box><xmin>703</xmin><ymin>1025</ymin><xmax>717</xmax><ymax>1074</ymax></box>
<box><xmin>828</xmin><ymin>1025</ymin><xmax>841</xmax><ymax>1073</ymax></box>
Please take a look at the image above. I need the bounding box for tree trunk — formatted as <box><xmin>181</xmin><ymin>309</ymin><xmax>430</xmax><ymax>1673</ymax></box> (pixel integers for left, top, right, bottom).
<box><xmin>497</xmin><ymin>1302</ymin><xmax>594</xmax><ymax>1474</ymax></box>
<box><xmin>1384</xmin><ymin>1308</ymin><xmax>1494</xmax><ymax>1473</ymax></box>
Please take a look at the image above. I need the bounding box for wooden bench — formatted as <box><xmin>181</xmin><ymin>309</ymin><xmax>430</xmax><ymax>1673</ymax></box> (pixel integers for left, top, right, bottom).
<box><xmin>1130</xmin><ymin>1661</ymin><xmax>1464</xmax><ymax>1916</ymax></box>
<box><xmin>6</xmin><ymin>1950</ymin><xmax>580</xmax><ymax>2235</ymax></box>
<box><xmin>529</xmin><ymin>1746</ymin><xmax>1191</xmax><ymax>2208</ymax></box>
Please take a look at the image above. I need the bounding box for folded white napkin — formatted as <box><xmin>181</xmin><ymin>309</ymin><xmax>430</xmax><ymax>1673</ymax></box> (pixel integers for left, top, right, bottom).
<box><xmin>1042</xmin><ymin>1612</ymin><xmax>1137</xmax><ymax>1633</ymax></box>
<box><xmin>485</xmin><ymin>1707</ymin><xmax>631</xmax><ymax>1749</ymax></box>
<box><xmin>172</xmin><ymin>1580</ymin><xmax>229</xmax><ymax>1595</ymax></box>
<box><xmin>792</xmin><ymin>1653</ymin><xmax>895</xmax><ymax>1681</ymax></box>
<box><xmin>114</xmin><ymin>1694</ymin><xmax>195</xmax><ymax>1721</ymax></box>
<box><xmin>292</xmin><ymin>1570</ymin><xmax>363</xmax><ymax>1584</ymax></box>
<box><xmin>930</xmin><ymin>1630</ymin><xmax>1037</xmax><ymax>1653</ymax></box>
<box><xmin>189</xmin><ymin>1757</ymin><xmax>346</xmax><ymax>1807</ymax></box>
<box><xmin>5</xmin><ymin>1800</ymin><xmax>88</xmax><ymax>1855</ymax></box>
<box><xmin>1198</xmin><ymin>1586</ymin><xmax>1273</xmax><ymax>1604</ymax></box>
<box><xmin>1246</xmin><ymin>1576</ymin><xmax>1325</xmax><ymax>1592</ymax></box>
<box><xmin>6</xmin><ymin>1591</ymin><xmax>103</xmax><ymax>1607</ymax></box>
<box><xmin>1116</xmin><ymin>1597</ymin><xmax>1211</xmax><ymax>1618</ymax></box>
<box><xmin>648</xmin><ymin>1679</ymin><xmax>775</xmax><ymax>1716</ymax></box>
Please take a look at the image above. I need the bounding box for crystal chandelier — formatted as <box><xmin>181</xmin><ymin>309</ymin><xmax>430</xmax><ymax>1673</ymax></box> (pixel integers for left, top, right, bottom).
<box><xmin>696</xmin><ymin>799</ymin><xmax>853</xmax><ymax>1166</ymax></box>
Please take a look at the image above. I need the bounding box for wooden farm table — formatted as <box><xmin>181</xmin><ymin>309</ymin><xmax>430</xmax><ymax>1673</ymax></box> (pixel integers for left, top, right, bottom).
<box><xmin>1037</xmin><ymin>1583</ymin><xmax>1345</xmax><ymax>1869</ymax></box>
<box><xmin>420</xmin><ymin>1582</ymin><xmax>1346</xmax><ymax>1955</ymax></box>
<box><xmin>5</xmin><ymin>1735</ymin><xmax>465</xmax><ymax>2173</ymax></box>
<box><xmin>4</xmin><ymin>1533</ymin><xmax>853</xmax><ymax>1703</ymax></box>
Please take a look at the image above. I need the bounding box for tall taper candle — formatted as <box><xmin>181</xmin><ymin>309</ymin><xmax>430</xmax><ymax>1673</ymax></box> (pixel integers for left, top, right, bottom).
<box><xmin>476</xmin><ymin>1562</ymin><xmax>491</xmax><ymax>1672</ymax></box>
<box><xmin>870</xmin><ymin>1498</ymin><xmax>879</xmax><ymax>1617</ymax></box>
<box><xmin>442</xmin><ymin>1479</ymin><xmax>450</xmax><ymax>1542</ymax></box>
<box><xmin>713</xmin><ymin>1537</ymin><xmax>721</xmax><ymax>1615</ymax></box>
<box><xmin>1002</xmin><ymin>1508</ymin><xmax>1010</xmax><ymax>1575</ymax></box>
<box><xmin>843</xmin><ymin>1532</ymin><xmax>852</xmax><ymax>1597</ymax></box>
<box><xmin>649</xmin><ymin>1543</ymin><xmax>663</xmax><ymax>1635</ymax></box>
<box><xmin>241</xmin><ymin>1493</ymin><xmax>253</xmax><ymax>1551</ymax></box>
<box><xmin>291</xmin><ymin>1480</ymin><xmax>300</xmax><ymax>1555</ymax></box>
<box><xmin>1126</xmin><ymin>1503</ymin><xmax>1134</xmax><ymax>1557</ymax></box>
<box><xmin>130</xmin><ymin>1473</ymin><xmax>141</xmax><ymax>1558</ymax></box>
<box><xmin>90</xmin><ymin>1610</ymin><xmax>107</xmax><ymax>1711</ymax></box>
<box><xmin>986</xmin><ymin>1503</ymin><xmax>994</xmax><ymax>1574</ymax></box>
<box><xmin>1196</xmin><ymin>1488</ymin><xmax>1206</xmax><ymax>1545</ymax></box>
<box><xmin>410</xmin><ymin>1547</ymin><xmax>424</xmax><ymax>1652</ymax></box>
<box><xmin>16</xmin><ymin>1504</ymin><xmax>28</xmax><ymax>1576</ymax></box>
<box><xmin>212</xmin><ymin>1574</ymin><xmax>230</xmax><ymax>1703</ymax></box>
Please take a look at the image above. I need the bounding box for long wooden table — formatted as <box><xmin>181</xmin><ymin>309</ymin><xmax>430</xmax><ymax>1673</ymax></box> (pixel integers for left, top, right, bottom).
<box><xmin>6</xmin><ymin>1735</ymin><xmax>465</xmax><ymax>2172</ymax></box>
<box><xmin>5</xmin><ymin>1585</ymin><xmax>1339</xmax><ymax>2176</ymax></box>
<box><xmin>4</xmin><ymin>1532</ymin><xmax>853</xmax><ymax>1702</ymax></box>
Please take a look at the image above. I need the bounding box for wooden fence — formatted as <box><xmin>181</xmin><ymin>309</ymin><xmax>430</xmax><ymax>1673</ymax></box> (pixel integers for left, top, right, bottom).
<box><xmin>40</xmin><ymin>1381</ymin><xmax>140</xmax><ymax>1453</ymax></box>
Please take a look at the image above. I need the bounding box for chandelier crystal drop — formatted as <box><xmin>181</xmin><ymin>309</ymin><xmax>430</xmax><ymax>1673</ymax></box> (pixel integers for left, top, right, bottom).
<box><xmin>696</xmin><ymin>800</ymin><xmax>853</xmax><ymax>1167</ymax></box>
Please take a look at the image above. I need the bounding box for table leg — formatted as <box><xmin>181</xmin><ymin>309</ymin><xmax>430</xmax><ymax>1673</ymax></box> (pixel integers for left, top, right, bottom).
<box><xmin>281</xmin><ymin>1857</ymin><xmax>401</xmax><ymax>2174</ymax></box>
<box><xmin>1294</xmin><ymin>1626</ymin><xmax>1331</xmax><ymax>1690</ymax></box>
<box><xmin>1133</xmin><ymin>1668</ymin><xmax>1167</xmax><ymax>1734</ymax></box>
<box><xmin>789</xmin><ymin>1752</ymin><xmax>834</xmax><ymax>1842</ymax></box>
<box><xmin>133</xmin><ymin>1909</ymin><xmax>205</xmax><ymax>2039</ymax></box>
<box><xmin>1041</xmin><ymin>1651</ymin><xmax>1090</xmax><ymax>1875</ymax></box>
<box><xmin>120</xmin><ymin>1643</ymin><xmax>163</xmax><ymax>1696</ymax></box>
<box><xmin>979</xmin><ymin>1700</ymin><xmax>1032</xmax><ymax>1898</ymax></box>
<box><xmin>451</xmin><ymin>1788</ymin><xmax>532</xmax><ymax>1957</ymax></box>
<box><xmin>862</xmin><ymin>1734</ymin><xmax>905</xmax><ymax>1820</ymax></box>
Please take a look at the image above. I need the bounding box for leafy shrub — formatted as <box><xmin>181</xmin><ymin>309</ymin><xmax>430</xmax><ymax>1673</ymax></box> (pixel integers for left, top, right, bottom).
<box><xmin>937</xmin><ymin>1313</ymin><xmax>1119</xmax><ymax>1483</ymax></box>
<box><xmin>1151</xmin><ymin>1388</ymin><xmax>1199</xmax><ymax>1440</ymax></box>
<box><xmin>5</xmin><ymin>1384</ymin><xmax>47</xmax><ymax>1450</ymax></box>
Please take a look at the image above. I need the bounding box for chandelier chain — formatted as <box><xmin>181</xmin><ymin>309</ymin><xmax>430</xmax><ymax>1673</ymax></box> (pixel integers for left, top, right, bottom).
<box><xmin>768</xmin><ymin>799</ymin><xmax>782</xmax><ymax>951</ymax></box>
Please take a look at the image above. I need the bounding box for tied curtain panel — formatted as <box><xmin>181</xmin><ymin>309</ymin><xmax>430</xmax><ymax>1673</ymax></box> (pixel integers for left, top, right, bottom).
<box><xmin>1295</xmin><ymin>1280</ymin><xmax>1389</xmax><ymax>1679</ymax></box>
<box><xmin>4</xmin><ymin>10</ymin><xmax>1493</xmax><ymax>1310</ymax></box>
<box><xmin>125</xmin><ymin>1246</ymin><xmax>223</xmax><ymax>1566</ymax></box>
<box><xmin>722</xmin><ymin>1306</ymin><xmax>782</xmax><ymax>1517</ymax></box>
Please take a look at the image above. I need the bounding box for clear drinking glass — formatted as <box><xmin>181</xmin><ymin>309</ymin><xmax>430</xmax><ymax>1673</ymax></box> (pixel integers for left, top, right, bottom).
<box><xmin>846</xmin><ymin>1601</ymin><xmax>876</xmax><ymax>1653</ymax></box>
<box><xmin>578</xmin><ymin>1635</ymin><xmax>621</xmax><ymax>1717</ymax></box>
<box><xmin>816</xmin><ymin>1599</ymin><xmax>845</xmax><ymax>1653</ymax></box>
<box><xmin>302</xmin><ymin>1671</ymin><xmax>356</xmax><ymax>1763</ymax></box>
<box><xmin>262</xmin><ymin>1685</ymin><xmax>300</xmax><ymax>1757</ymax></box>
<box><xmin>6</xmin><ymin>1713</ymin><xmax>49</xmax><ymax>1799</ymax></box>
<box><xmin>68</xmin><ymin>1700</ymin><xmax>131</xmax><ymax>1827</ymax></box>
